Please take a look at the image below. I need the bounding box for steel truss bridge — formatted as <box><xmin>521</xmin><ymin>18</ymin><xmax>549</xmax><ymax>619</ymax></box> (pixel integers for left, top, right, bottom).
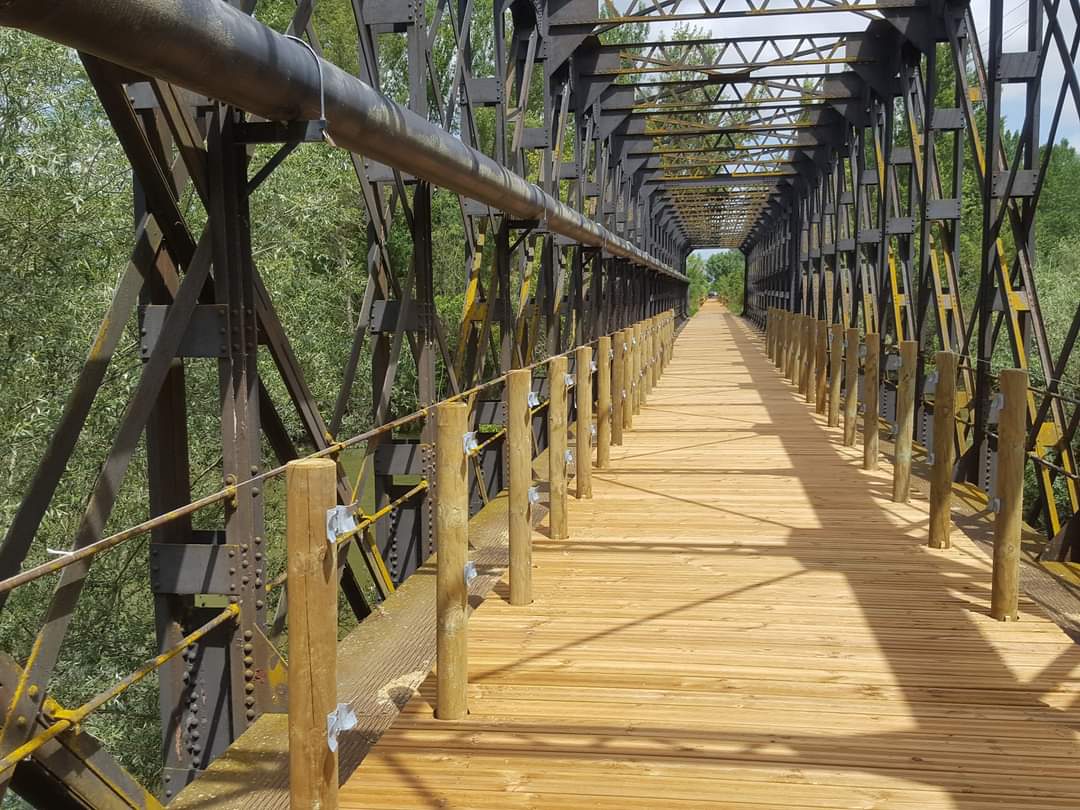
<box><xmin>0</xmin><ymin>0</ymin><xmax>1078</xmax><ymax>807</ymax></box>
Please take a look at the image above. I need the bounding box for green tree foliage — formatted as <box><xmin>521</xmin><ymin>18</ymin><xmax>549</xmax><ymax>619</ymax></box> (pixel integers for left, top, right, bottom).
<box><xmin>685</xmin><ymin>254</ymin><xmax>710</xmax><ymax>314</ymax></box>
<box><xmin>0</xmin><ymin>29</ymin><xmax>164</xmax><ymax>786</ymax></box>
<box><xmin>705</xmin><ymin>251</ymin><xmax>742</xmax><ymax>284</ymax></box>
<box><xmin>685</xmin><ymin>250</ymin><xmax>745</xmax><ymax>315</ymax></box>
<box><xmin>706</xmin><ymin>251</ymin><xmax>745</xmax><ymax>313</ymax></box>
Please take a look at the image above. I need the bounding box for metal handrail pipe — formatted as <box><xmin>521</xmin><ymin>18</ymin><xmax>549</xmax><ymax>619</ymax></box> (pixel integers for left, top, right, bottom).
<box><xmin>0</xmin><ymin>0</ymin><xmax>684</xmax><ymax>281</ymax></box>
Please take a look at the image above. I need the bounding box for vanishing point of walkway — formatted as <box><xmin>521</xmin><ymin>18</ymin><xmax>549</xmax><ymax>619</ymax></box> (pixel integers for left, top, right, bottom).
<box><xmin>343</xmin><ymin>304</ymin><xmax>1080</xmax><ymax>809</ymax></box>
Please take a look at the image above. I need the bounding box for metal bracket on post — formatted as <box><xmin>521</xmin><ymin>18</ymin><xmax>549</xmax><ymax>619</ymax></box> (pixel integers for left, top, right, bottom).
<box><xmin>326</xmin><ymin>505</ymin><xmax>358</xmax><ymax>545</ymax></box>
<box><xmin>326</xmin><ymin>703</ymin><xmax>357</xmax><ymax>753</ymax></box>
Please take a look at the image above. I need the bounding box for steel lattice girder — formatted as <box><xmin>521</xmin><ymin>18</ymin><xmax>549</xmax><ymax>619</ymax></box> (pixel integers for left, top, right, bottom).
<box><xmin>1</xmin><ymin>0</ymin><xmax>1079</xmax><ymax>806</ymax></box>
<box><xmin>743</xmin><ymin>2</ymin><xmax>1079</xmax><ymax>554</ymax></box>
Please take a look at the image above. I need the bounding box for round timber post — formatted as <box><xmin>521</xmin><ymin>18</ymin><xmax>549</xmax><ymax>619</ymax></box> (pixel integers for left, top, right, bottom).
<box><xmin>548</xmin><ymin>355</ymin><xmax>569</xmax><ymax>540</ymax></box>
<box><xmin>507</xmin><ymin>369</ymin><xmax>532</xmax><ymax>606</ymax></box>
<box><xmin>612</xmin><ymin>331</ymin><xmax>625</xmax><ymax>445</ymax></box>
<box><xmin>286</xmin><ymin>458</ymin><xmax>339</xmax><ymax>810</ymax></box>
<box><xmin>597</xmin><ymin>335</ymin><xmax>612</xmax><ymax>468</ymax></box>
<box><xmin>929</xmin><ymin>351</ymin><xmax>958</xmax><ymax>550</ymax></box>
<box><xmin>863</xmin><ymin>332</ymin><xmax>880</xmax><ymax>471</ymax></box>
<box><xmin>436</xmin><ymin>401</ymin><xmax>469</xmax><ymax>719</ymax></box>
<box><xmin>815</xmin><ymin>320</ymin><xmax>828</xmax><ymax>414</ymax></box>
<box><xmin>828</xmin><ymin>323</ymin><xmax>843</xmax><ymax>428</ymax></box>
<box><xmin>575</xmin><ymin>345</ymin><xmax>593</xmax><ymax>499</ymax></box>
<box><xmin>621</xmin><ymin>328</ymin><xmax>634</xmax><ymax>431</ymax></box>
<box><xmin>893</xmin><ymin>341</ymin><xmax>918</xmax><ymax>503</ymax></box>
<box><xmin>843</xmin><ymin>327</ymin><xmax>860</xmax><ymax>447</ymax></box>
<box><xmin>991</xmin><ymin>368</ymin><xmax>1028</xmax><ymax>621</ymax></box>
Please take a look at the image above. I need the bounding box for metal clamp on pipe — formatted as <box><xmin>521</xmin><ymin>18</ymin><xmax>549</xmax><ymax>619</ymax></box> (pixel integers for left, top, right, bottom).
<box><xmin>284</xmin><ymin>34</ymin><xmax>333</xmax><ymax>145</ymax></box>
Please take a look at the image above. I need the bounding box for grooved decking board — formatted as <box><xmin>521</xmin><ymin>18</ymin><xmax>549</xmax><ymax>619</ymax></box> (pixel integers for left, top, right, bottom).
<box><xmin>341</xmin><ymin>305</ymin><xmax>1080</xmax><ymax>809</ymax></box>
<box><xmin>172</xmin><ymin>480</ymin><xmax>551</xmax><ymax>809</ymax></box>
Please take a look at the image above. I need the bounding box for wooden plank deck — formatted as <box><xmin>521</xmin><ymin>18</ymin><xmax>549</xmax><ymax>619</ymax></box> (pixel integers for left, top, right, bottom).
<box><xmin>341</xmin><ymin>304</ymin><xmax>1080</xmax><ymax>809</ymax></box>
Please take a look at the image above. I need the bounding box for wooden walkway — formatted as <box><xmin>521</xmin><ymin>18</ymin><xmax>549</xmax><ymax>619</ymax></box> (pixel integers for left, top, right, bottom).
<box><xmin>342</xmin><ymin>304</ymin><xmax>1080</xmax><ymax>809</ymax></box>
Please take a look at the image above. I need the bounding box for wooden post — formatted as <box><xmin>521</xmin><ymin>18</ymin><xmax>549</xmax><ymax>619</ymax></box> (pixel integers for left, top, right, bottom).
<box><xmin>651</xmin><ymin>317</ymin><xmax>660</xmax><ymax>387</ymax></box>
<box><xmin>436</xmin><ymin>401</ymin><xmax>469</xmax><ymax>719</ymax></box>
<box><xmin>794</xmin><ymin>317</ymin><xmax>803</xmax><ymax>393</ymax></box>
<box><xmin>646</xmin><ymin>318</ymin><xmax>654</xmax><ymax>396</ymax></box>
<box><xmin>575</xmin><ymin>345</ymin><xmax>593</xmax><ymax>499</ymax></box>
<box><xmin>814</xmin><ymin>321</ymin><xmax>828</xmax><ymax>414</ymax></box>
<box><xmin>549</xmin><ymin>355</ymin><xmax>569</xmax><ymax>539</ymax></box>
<box><xmin>785</xmin><ymin>313</ymin><xmax>794</xmax><ymax>379</ymax></box>
<box><xmin>786</xmin><ymin>313</ymin><xmax>798</xmax><ymax>382</ymax></box>
<box><xmin>768</xmin><ymin>309</ymin><xmax>775</xmax><ymax>361</ymax></box>
<box><xmin>863</xmin><ymin>332</ymin><xmax>880</xmax><ymax>471</ymax></box>
<box><xmin>658</xmin><ymin>316</ymin><xmax>666</xmax><ymax>375</ymax></box>
<box><xmin>639</xmin><ymin>321</ymin><xmax>650</xmax><ymax>400</ymax></box>
<box><xmin>803</xmin><ymin>315</ymin><xmax>812</xmax><ymax>397</ymax></box>
<box><xmin>287</xmin><ymin>458</ymin><xmax>339</xmax><ymax>810</ymax></box>
<box><xmin>612</xmin><ymin>331</ymin><xmax>625</xmax><ymax>445</ymax></box>
<box><xmin>828</xmin><ymin>323</ymin><xmax>843</xmax><ymax>428</ymax></box>
<box><xmin>622</xmin><ymin>328</ymin><xmax>634</xmax><ymax>430</ymax></box>
<box><xmin>991</xmin><ymin>368</ymin><xmax>1028</xmax><ymax>621</ymax></box>
<box><xmin>799</xmin><ymin>313</ymin><xmax>807</xmax><ymax>388</ymax></box>
<box><xmin>631</xmin><ymin>323</ymin><xmax>642</xmax><ymax>415</ymax></box>
<box><xmin>507</xmin><ymin>369</ymin><xmax>532</xmax><ymax>606</ymax></box>
<box><xmin>640</xmin><ymin>321</ymin><xmax>649</xmax><ymax>405</ymax></box>
<box><xmin>660</xmin><ymin>313</ymin><xmax>669</xmax><ymax>367</ymax></box>
<box><xmin>893</xmin><ymin>340</ymin><xmax>917</xmax><ymax>503</ymax></box>
<box><xmin>662</xmin><ymin>312</ymin><xmax>671</xmax><ymax>369</ymax></box>
<box><xmin>777</xmin><ymin>311</ymin><xmax>787</xmax><ymax>371</ymax></box>
<box><xmin>781</xmin><ymin>313</ymin><xmax>790</xmax><ymax>373</ymax></box>
<box><xmin>788</xmin><ymin>312</ymin><xmax>797</xmax><ymax>379</ymax></box>
<box><xmin>642</xmin><ymin>319</ymin><xmax>652</xmax><ymax>397</ymax></box>
<box><xmin>648</xmin><ymin>317</ymin><xmax>656</xmax><ymax>390</ymax></box>
<box><xmin>597</xmin><ymin>335</ymin><xmax>612</xmax><ymax>468</ymax></box>
<box><xmin>638</xmin><ymin>321</ymin><xmax>646</xmax><ymax>396</ymax></box>
<box><xmin>773</xmin><ymin>309</ymin><xmax>780</xmax><ymax>361</ymax></box>
<box><xmin>843</xmin><ymin>327</ymin><xmax>859</xmax><ymax>447</ymax></box>
<box><xmin>780</xmin><ymin>313</ymin><xmax>788</xmax><ymax>377</ymax></box>
<box><xmin>929</xmin><ymin>351</ymin><xmax>958</xmax><ymax>549</ymax></box>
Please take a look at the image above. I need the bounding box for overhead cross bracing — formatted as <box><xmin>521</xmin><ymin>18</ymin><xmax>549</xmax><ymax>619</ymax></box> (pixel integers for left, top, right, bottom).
<box><xmin>576</xmin><ymin>15</ymin><xmax>913</xmax><ymax>249</ymax></box>
<box><xmin>556</xmin><ymin>0</ymin><xmax>923</xmax><ymax>25</ymax></box>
